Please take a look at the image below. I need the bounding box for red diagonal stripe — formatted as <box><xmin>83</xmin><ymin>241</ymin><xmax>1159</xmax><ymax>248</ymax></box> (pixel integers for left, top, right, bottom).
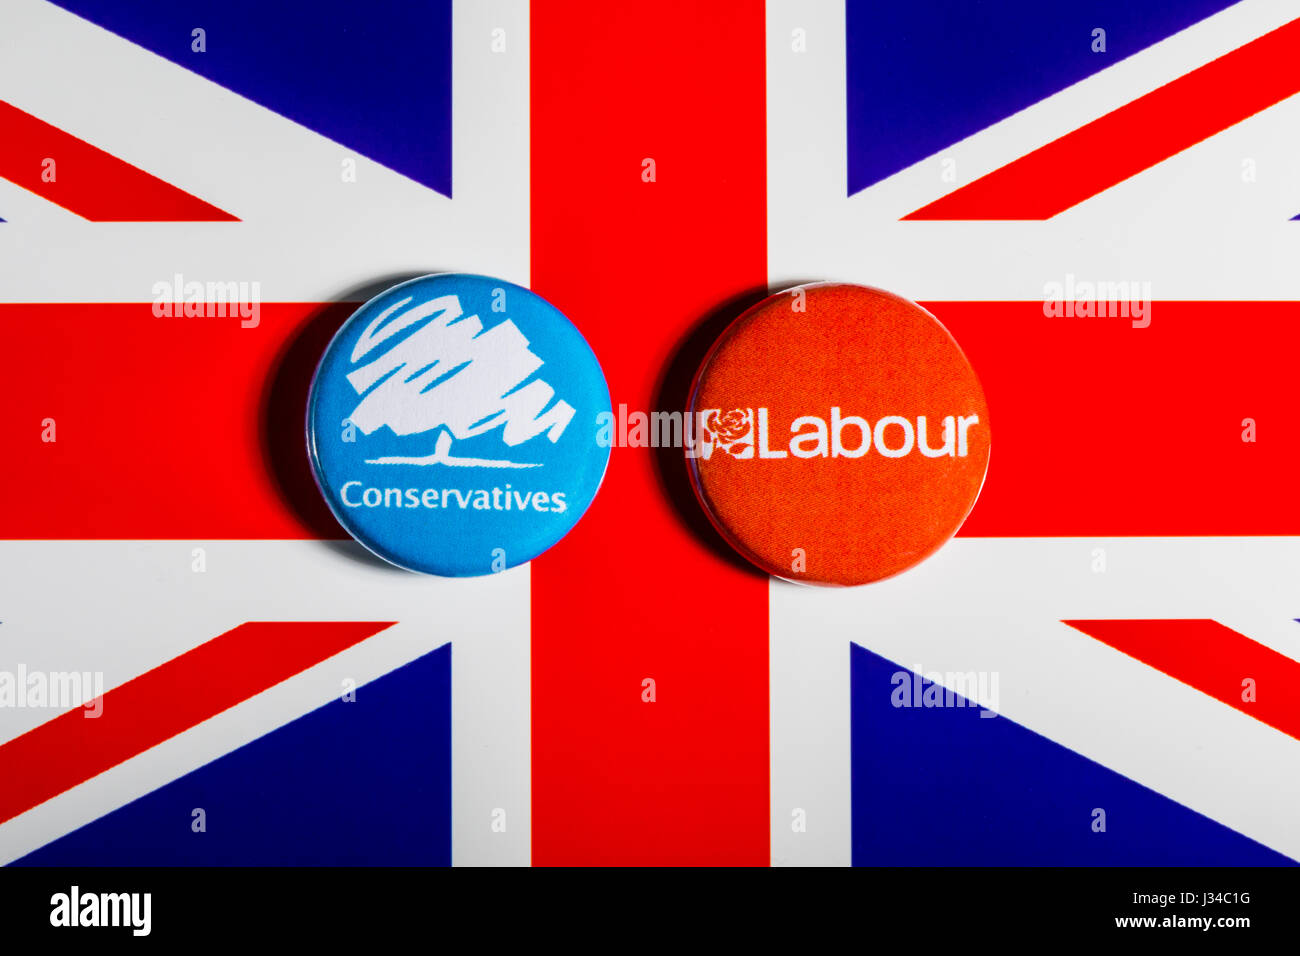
<box><xmin>530</xmin><ymin>2</ymin><xmax>770</xmax><ymax>864</ymax></box>
<box><xmin>0</xmin><ymin>100</ymin><xmax>237</xmax><ymax>221</ymax></box>
<box><xmin>1064</xmin><ymin>619</ymin><xmax>1300</xmax><ymax>740</ymax></box>
<box><xmin>904</xmin><ymin>19</ymin><xmax>1300</xmax><ymax>220</ymax></box>
<box><xmin>0</xmin><ymin>621</ymin><xmax>393</xmax><ymax>825</ymax></box>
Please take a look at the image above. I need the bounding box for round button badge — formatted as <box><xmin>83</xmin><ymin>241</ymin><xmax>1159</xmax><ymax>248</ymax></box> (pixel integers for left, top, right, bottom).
<box><xmin>686</xmin><ymin>283</ymin><xmax>990</xmax><ymax>586</ymax></box>
<box><xmin>307</xmin><ymin>274</ymin><xmax>611</xmax><ymax>576</ymax></box>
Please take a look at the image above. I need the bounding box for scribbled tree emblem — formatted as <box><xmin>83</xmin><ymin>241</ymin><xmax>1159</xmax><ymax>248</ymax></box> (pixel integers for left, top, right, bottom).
<box><xmin>345</xmin><ymin>294</ymin><xmax>575</xmax><ymax>468</ymax></box>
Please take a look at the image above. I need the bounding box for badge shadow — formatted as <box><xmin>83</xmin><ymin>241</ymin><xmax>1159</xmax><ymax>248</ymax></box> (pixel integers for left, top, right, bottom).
<box><xmin>649</xmin><ymin>286</ymin><xmax>776</xmax><ymax>580</ymax></box>
<box><xmin>259</xmin><ymin>273</ymin><xmax>430</xmax><ymax>572</ymax></box>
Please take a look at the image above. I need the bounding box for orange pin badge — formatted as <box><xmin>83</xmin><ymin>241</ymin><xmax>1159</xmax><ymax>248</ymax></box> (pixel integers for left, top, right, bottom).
<box><xmin>686</xmin><ymin>282</ymin><xmax>990</xmax><ymax>586</ymax></box>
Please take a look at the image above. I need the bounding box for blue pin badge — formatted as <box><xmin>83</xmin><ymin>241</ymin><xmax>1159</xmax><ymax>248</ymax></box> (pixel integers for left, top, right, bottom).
<box><xmin>307</xmin><ymin>274</ymin><xmax>611</xmax><ymax>576</ymax></box>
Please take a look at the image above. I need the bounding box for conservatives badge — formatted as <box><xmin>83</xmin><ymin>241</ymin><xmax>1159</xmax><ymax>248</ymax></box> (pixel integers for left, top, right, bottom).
<box><xmin>307</xmin><ymin>274</ymin><xmax>611</xmax><ymax>576</ymax></box>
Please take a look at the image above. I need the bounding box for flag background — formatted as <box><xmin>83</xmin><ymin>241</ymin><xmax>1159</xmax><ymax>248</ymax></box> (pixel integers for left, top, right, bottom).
<box><xmin>2</xmin><ymin>0</ymin><xmax>1298</xmax><ymax>866</ymax></box>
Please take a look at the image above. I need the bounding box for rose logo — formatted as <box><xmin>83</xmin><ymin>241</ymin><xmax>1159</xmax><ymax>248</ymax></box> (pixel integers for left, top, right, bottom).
<box><xmin>704</xmin><ymin>408</ymin><xmax>753</xmax><ymax>458</ymax></box>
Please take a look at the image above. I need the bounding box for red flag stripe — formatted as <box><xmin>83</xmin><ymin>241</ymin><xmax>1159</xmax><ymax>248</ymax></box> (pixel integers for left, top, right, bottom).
<box><xmin>1063</xmin><ymin>619</ymin><xmax>1300</xmax><ymax>741</ymax></box>
<box><xmin>0</xmin><ymin>621</ymin><xmax>394</xmax><ymax>825</ymax></box>
<box><xmin>904</xmin><ymin>19</ymin><xmax>1300</xmax><ymax>220</ymax></box>
<box><xmin>940</xmin><ymin>301</ymin><xmax>1300</xmax><ymax>537</ymax></box>
<box><xmin>3</xmin><ymin>301</ymin><xmax>1300</xmax><ymax>539</ymax></box>
<box><xmin>0</xmin><ymin>301</ymin><xmax>351</xmax><ymax>539</ymax></box>
<box><xmin>529</xmin><ymin>2</ymin><xmax>771</xmax><ymax>864</ymax></box>
<box><xmin>0</xmin><ymin>101</ymin><xmax>237</xmax><ymax>221</ymax></box>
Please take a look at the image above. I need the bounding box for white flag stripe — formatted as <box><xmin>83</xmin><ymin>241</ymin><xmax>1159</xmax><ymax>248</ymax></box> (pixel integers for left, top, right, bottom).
<box><xmin>0</xmin><ymin>174</ymin><xmax>85</xmax><ymax>226</ymax></box>
<box><xmin>0</xmin><ymin>540</ymin><xmax>531</xmax><ymax>866</ymax></box>
<box><xmin>767</xmin><ymin>0</ymin><xmax>1300</xmax><ymax>301</ymax></box>
<box><xmin>771</xmin><ymin>537</ymin><xmax>1300</xmax><ymax>866</ymax></box>
<box><xmin>0</xmin><ymin>0</ymin><xmax>530</xmax><ymax>302</ymax></box>
<box><xmin>848</xmin><ymin>0</ymin><xmax>1296</xmax><ymax>218</ymax></box>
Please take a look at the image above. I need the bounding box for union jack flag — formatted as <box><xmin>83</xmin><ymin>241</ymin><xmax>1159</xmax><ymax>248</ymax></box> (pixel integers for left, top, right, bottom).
<box><xmin>1</xmin><ymin>0</ymin><xmax>1298</xmax><ymax>867</ymax></box>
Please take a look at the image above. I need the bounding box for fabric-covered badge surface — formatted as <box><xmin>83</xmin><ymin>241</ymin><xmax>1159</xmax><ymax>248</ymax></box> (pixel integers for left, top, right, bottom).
<box><xmin>686</xmin><ymin>282</ymin><xmax>990</xmax><ymax>586</ymax></box>
<box><xmin>308</xmin><ymin>273</ymin><xmax>611</xmax><ymax>576</ymax></box>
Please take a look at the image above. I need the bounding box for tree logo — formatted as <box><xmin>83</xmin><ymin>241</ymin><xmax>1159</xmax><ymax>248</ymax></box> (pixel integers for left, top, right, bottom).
<box><xmin>306</xmin><ymin>273</ymin><xmax>612</xmax><ymax>577</ymax></box>
<box><xmin>345</xmin><ymin>292</ymin><xmax>575</xmax><ymax>469</ymax></box>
